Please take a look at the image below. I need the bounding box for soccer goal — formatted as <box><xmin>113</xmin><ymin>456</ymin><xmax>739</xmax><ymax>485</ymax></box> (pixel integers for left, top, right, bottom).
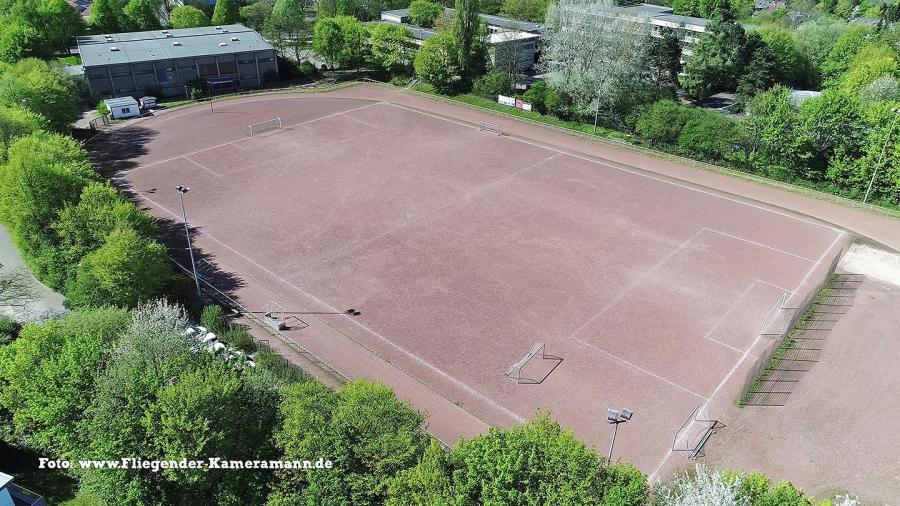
<box><xmin>248</xmin><ymin>117</ymin><xmax>282</xmax><ymax>137</ymax></box>
<box><xmin>672</xmin><ymin>404</ymin><xmax>725</xmax><ymax>460</ymax></box>
<box><xmin>505</xmin><ymin>341</ymin><xmax>561</xmax><ymax>384</ymax></box>
<box><xmin>262</xmin><ymin>301</ymin><xmax>287</xmax><ymax>331</ymax></box>
<box><xmin>479</xmin><ymin>121</ymin><xmax>503</xmax><ymax>136</ymax></box>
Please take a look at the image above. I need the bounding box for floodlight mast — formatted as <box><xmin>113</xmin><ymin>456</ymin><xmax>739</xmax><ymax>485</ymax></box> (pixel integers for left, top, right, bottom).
<box><xmin>176</xmin><ymin>185</ymin><xmax>202</xmax><ymax>300</ymax></box>
<box><xmin>606</xmin><ymin>407</ymin><xmax>633</xmax><ymax>463</ymax></box>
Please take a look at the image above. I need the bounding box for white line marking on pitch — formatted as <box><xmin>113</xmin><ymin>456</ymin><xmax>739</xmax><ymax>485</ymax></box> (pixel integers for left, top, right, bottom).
<box><xmin>648</xmin><ymin>229</ymin><xmax>846</xmax><ymax>481</ymax></box>
<box><xmin>133</xmin><ymin>192</ymin><xmax>527</xmax><ymax>426</ymax></box>
<box><xmin>701</xmin><ymin>281</ymin><xmax>759</xmax><ymax>354</ymax></box>
<box><xmin>183</xmin><ymin>156</ymin><xmax>222</xmax><ymax>177</ymax></box>
<box><xmin>701</xmin><ymin>228</ymin><xmax>816</xmax><ymax>263</ymax></box>
<box><xmin>569</xmin><ymin>336</ymin><xmax>708</xmax><ymax>400</ymax></box>
<box><xmin>383</xmin><ymin>100</ymin><xmax>842</xmax><ymax>234</ymax></box>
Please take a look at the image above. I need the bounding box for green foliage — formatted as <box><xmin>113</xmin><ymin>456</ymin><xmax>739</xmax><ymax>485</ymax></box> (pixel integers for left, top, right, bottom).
<box><xmin>733</xmin><ymin>84</ymin><xmax>804</xmax><ymax>179</ymax></box>
<box><xmin>52</xmin><ymin>182</ymin><xmax>156</xmax><ymax>286</ymax></box>
<box><xmin>269</xmin><ymin>380</ymin><xmax>428</xmax><ymax>505</ymax></box>
<box><xmin>169</xmin><ymin>5</ymin><xmax>209</xmax><ymax>28</ymax></box>
<box><xmin>735</xmin><ymin>32</ymin><xmax>777</xmax><ymax>101</ymax></box>
<box><xmin>0</xmin><ymin>132</ymin><xmax>95</xmax><ymax>286</ymax></box>
<box><xmin>335</xmin><ymin>0</ymin><xmax>383</xmax><ymax>21</ymax></box>
<box><xmin>0</xmin><ymin>20</ymin><xmax>36</xmax><ymax>64</ymax></box>
<box><xmin>265</xmin><ymin>0</ymin><xmax>311</xmax><ymax>62</ymax></box>
<box><xmin>646</xmin><ymin>27</ymin><xmax>682</xmax><ymax>96</ymax></box>
<box><xmin>757</xmin><ymin>25</ymin><xmax>808</xmax><ymax>86</ymax></box>
<box><xmin>523</xmin><ymin>79</ymin><xmax>549</xmax><ymax>113</ymax></box>
<box><xmin>90</xmin><ymin>0</ymin><xmax>125</xmax><ymax>33</ymax></box>
<box><xmin>388</xmin><ymin>414</ymin><xmax>646</xmax><ymax>505</ymax></box>
<box><xmin>680</xmin><ymin>19</ymin><xmax>746</xmax><ymax>98</ymax></box>
<box><xmin>65</xmin><ymin>229</ymin><xmax>171</xmax><ymax>308</ymax></box>
<box><xmin>0</xmin><ymin>308</ymin><xmax>130</xmax><ymax>457</ymax></box>
<box><xmin>124</xmin><ymin>0</ymin><xmax>162</xmax><ymax>30</ymax></box>
<box><xmin>79</xmin><ymin>301</ymin><xmax>280</xmax><ymax>505</ymax></box>
<box><xmin>409</xmin><ymin>0</ymin><xmax>443</xmax><ymax>27</ymax></box>
<box><xmin>414</xmin><ymin>30</ymin><xmax>459</xmax><ymax>93</ymax></box>
<box><xmin>211</xmin><ymin>0</ymin><xmax>241</xmax><ymax>24</ymax></box>
<box><xmin>794</xmin><ymin>18</ymin><xmax>850</xmax><ymax>86</ymax></box>
<box><xmin>0</xmin><ymin>314</ymin><xmax>16</xmax><ymax>342</ymax></box>
<box><xmin>635</xmin><ymin>99</ymin><xmax>692</xmax><ymax>146</ymax></box>
<box><xmin>821</xmin><ymin>24</ymin><xmax>875</xmax><ymax>86</ymax></box>
<box><xmin>313</xmin><ymin>17</ymin><xmax>343</xmax><ymax>67</ymax></box>
<box><xmin>499</xmin><ymin>0</ymin><xmax>549</xmax><ymax>22</ymax></box>
<box><xmin>452</xmin><ymin>0</ymin><xmax>484</xmax><ymax>82</ymax></box>
<box><xmin>0</xmin><ymin>103</ymin><xmax>46</xmax><ymax>160</ymax></box>
<box><xmin>471</xmin><ymin>70</ymin><xmax>511</xmax><ymax>98</ymax></box>
<box><xmin>241</xmin><ymin>0</ymin><xmax>275</xmax><ymax>31</ymax></box>
<box><xmin>201</xmin><ymin>304</ymin><xmax>227</xmax><ymax>333</ymax></box>
<box><xmin>0</xmin><ymin>58</ymin><xmax>78</xmax><ymax>132</ymax></box>
<box><xmin>839</xmin><ymin>44</ymin><xmax>899</xmax><ymax>95</ymax></box>
<box><xmin>370</xmin><ymin>23</ymin><xmax>415</xmax><ymax>75</ymax></box>
<box><xmin>677</xmin><ymin>108</ymin><xmax>737</xmax><ymax>160</ymax></box>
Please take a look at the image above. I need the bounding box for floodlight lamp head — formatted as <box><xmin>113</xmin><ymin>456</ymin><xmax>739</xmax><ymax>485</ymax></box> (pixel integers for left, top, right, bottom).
<box><xmin>620</xmin><ymin>408</ymin><xmax>633</xmax><ymax>421</ymax></box>
<box><xmin>607</xmin><ymin>409</ymin><xmax>619</xmax><ymax>423</ymax></box>
<box><xmin>176</xmin><ymin>185</ymin><xmax>190</xmax><ymax>194</ymax></box>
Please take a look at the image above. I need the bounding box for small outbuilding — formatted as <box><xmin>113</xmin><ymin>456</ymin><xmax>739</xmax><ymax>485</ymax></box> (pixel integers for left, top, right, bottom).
<box><xmin>104</xmin><ymin>96</ymin><xmax>140</xmax><ymax>119</ymax></box>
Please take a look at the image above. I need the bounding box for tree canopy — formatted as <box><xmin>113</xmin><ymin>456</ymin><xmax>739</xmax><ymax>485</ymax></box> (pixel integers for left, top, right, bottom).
<box><xmin>170</xmin><ymin>5</ymin><xmax>208</xmax><ymax>28</ymax></box>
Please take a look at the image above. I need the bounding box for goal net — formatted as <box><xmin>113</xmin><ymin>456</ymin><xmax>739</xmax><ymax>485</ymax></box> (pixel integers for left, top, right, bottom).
<box><xmin>248</xmin><ymin>117</ymin><xmax>282</xmax><ymax>137</ymax></box>
<box><xmin>672</xmin><ymin>404</ymin><xmax>724</xmax><ymax>459</ymax></box>
<box><xmin>479</xmin><ymin>121</ymin><xmax>503</xmax><ymax>136</ymax></box>
<box><xmin>505</xmin><ymin>341</ymin><xmax>547</xmax><ymax>383</ymax></box>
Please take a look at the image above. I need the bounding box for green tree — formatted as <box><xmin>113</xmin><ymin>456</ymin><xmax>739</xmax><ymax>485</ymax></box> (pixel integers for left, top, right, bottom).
<box><xmin>125</xmin><ymin>0</ymin><xmax>163</xmax><ymax>30</ymax></box>
<box><xmin>414</xmin><ymin>30</ymin><xmax>459</xmax><ymax>93</ymax></box>
<box><xmin>169</xmin><ymin>5</ymin><xmax>208</xmax><ymax>28</ymax></box>
<box><xmin>265</xmin><ymin>0</ymin><xmax>311</xmax><ymax>62</ymax></box>
<box><xmin>0</xmin><ymin>58</ymin><xmax>78</xmax><ymax>132</ymax></box>
<box><xmin>839</xmin><ymin>44</ymin><xmax>899</xmax><ymax>95</ymax></box>
<box><xmin>0</xmin><ymin>308</ymin><xmax>129</xmax><ymax>457</ymax></box>
<box><xmin>268</xmin><ymin>380</ymin><xmax>428</xmax><ymax>505</ymax></box>
<box><xmin>797</xmin><ymin>90</ymin><xmax>865</xmax><ymax>181</ymax></box>
<box><xmin>646</xmin><ymin>27</ymin><xmax>682</xmax><ymax>96</ymax></box>
<box><xmin>672</xmin><ymin>0</ymin><xmax>699</xmax><ymax>16</ymax></box>
<box><xmin>31</xmin><ymin>0</ymin><xmax>85</xmax><ymax>56</ymax></box>
<box><xmin>735</xmin><ymin>32</ymin><xmax>777</xmax><ymax>101</ymax></box>
<box><xmin>733</xmin><ymin>85</ymin><xmax>804</xmax><ymax>179</ymax></box>
<box><xmin>499</xmin><ymin>0</ymin><xmax>549</xmax><ymax>23</ymax></box>
<box><xmin>386</xmin><ymin>441</ymin><xmax>455</xmax><ymax>505</ymax></box>
<box><xmin>680</xmin><ymin>19</ymin><xmax>746</xmax><ymax>98</ymax></box>
<box><xmin>313</xmin><ymin>17</ymin><xmax>343</xmax><ymax>67</ymax></box>
<box><xmin>370</xmin><ymin>23</ymin><xmax>414</xmax><ymax>75</ymax></box>
<box><xmin>80</xmin><ymin>301</ymin><xmax>279</xmax><ymax>505</ymax></box>
<box><xmin>452</xmin><ymin>0</ymin><xmax>483</xmax><ymax>83</ymax></box>
<box><xmin>635</xmin><ymin>99</ymin><xmax>693</xmax><ymax>146</ymax></box>
<box><xmin>334</xmin><ymin>15</ymin><xmax>368</xmax><ymax>70</ymax></box>
<box><xmin>820</xmin><ymin>24</ymin><xmax>875</xmax><ymax>86</ymax></box>
<box><xmin>241</xmin><ymin>0</ymin><xmax>276</xmax><ymax>31</ymax></box>
<box><xmin>0</xmin><ymin>131</ymin><xmax>95</xmax><ymax>286</ymax></box>
<box><xmin>757</xmin><ymin>25</ymin><xmax>808</xmax><ymax>86</ymax></box>
<box><xmin>90</xmin><ymin>0</ymin><xmax>125</xmax><ymax>33</ymax></box>
<box><xmin>211</xmin><ymin>0</ymin><xmax>241</xmax><ymax>24</ymax></box>
<box><xmin>0</xmin><ymin>19</ymin><xmax>36</xmax><ymax>64</ymax></box>
<box><xmin>677</xmin><ymin>108</ymin><xmax>737</xmax><ymax>160</ymax></box>
<box><xmin>794</xmin><ymin>18</ymin><xmax>850</xmax><ymax>87</ymax></box>
<box><xmin>409</xmin><ymin>0</ymin><xmax>443</xmax><ymax>26</ymax></box>
<box><xmin>66</xmin><ymin>229</ymin><xmax>171</xmax><ymax>308</ymax></box>
<box><xmin>0</xmin><ymin>103</ymin><xmax>47</xmax><ymax>160</ymax></box>
<box><xmin>52</xmin><ymin>182</ymin><xmax>156</xmax><ymax>281</ymax></box>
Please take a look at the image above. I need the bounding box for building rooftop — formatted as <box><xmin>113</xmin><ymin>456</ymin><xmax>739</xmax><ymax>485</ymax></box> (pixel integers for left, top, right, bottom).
<box><xmin>381</xmin><ymin>8</ymin><xmax>543</xmax><ymax>32</ymax></box>
<box><xmin>77</xmin><ymin>25</ymin><xmax>275</xmax><ymax>67</ymax></box>
<box><xmin>105</xmin><ymin>96</ymin><xmax>139</xmax><ymax>107</ymax></box>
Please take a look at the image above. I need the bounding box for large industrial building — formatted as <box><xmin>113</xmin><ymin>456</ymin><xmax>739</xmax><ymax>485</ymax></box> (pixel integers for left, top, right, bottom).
<box><xmin>77</xmin><ymin>24</ymin><xmax>278</xmax><ymax>100</ymax></box>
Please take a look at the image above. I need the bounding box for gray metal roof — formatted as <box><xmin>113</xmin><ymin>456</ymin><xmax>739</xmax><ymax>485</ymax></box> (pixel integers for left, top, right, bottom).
<box><xmin>77</xmin><ymin>25</ymin><xmax>275</xmax><ymax>67</ymax></box>
<box><xmin>104</xmin><ymin>96</ymin><xmax>139</xmax><ymax>107</ymax></box>
<box><xmin>381</xmin><ymin>8</ymin><xmax>543</xmax><ymax>32</ymax></box>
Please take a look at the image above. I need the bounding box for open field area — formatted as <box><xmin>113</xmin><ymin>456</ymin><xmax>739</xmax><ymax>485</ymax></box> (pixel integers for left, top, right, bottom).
<box><xmin>94</xmin><ymin>88</ymin><xmax>853</xmax><ymax>475</ymax></box>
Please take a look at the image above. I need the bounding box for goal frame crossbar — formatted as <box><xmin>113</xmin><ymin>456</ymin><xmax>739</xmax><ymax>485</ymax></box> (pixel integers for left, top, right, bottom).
<box><xmin>479</xmin><ymin>121</ymin><xmax>503</xmax><ymax>136</ymax></box>
<box><xmin>672</xmin><ymin>404</ymin><xmax>725</xmax><ymax>460</ymax></box>
<box><xmin>248</xmin><ymin>117</ymin><xmax>283</xmax><ymax>137</ymax></box>
<box><xmin>505</xmin><ymin>341</ymin><xmax>561</xmax><ymax>384</ymax></box>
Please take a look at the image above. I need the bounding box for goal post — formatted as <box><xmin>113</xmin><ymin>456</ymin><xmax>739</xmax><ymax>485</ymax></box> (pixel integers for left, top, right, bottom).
<box><xmin>248</xmin><ymin>117</ymin><xmax>282</xmax><ymax>137</ymax></box>
<box><xmin>505</xmin><ymin>341</ymin><xmax>548</xmax><ymax>383</ymax></box>
<box><xmin>479</xmin><ymin>121</ymin><xmax>503</xmax><ymax>136</ymax></box>
<box><xmin>672</xmin><ymin>404</ymin><xmax>724</xmax><ymax>460</ymax></box>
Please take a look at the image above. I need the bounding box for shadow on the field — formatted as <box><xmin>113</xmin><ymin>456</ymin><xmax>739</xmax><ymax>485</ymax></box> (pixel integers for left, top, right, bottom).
<box><xmin>156</xmin><ymin>217</ymin><xmax>245</xmax><ymax>301</ymax></box>
<box><xmin>88</xmin><ymin>126</ymin><xmax>157</xmax><ymax>177</ymax></box>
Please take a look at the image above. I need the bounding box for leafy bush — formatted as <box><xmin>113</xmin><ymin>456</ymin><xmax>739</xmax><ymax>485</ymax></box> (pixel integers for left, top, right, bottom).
<box><xmin>471</xmin><ymin>70</ymin><xmax>511</xmax><ymax>99</ymax></box>
<box><xmin>200</xmin><ymin>305</ymin><xmax>227</xmax><ymax>333</ymax></box>
<box><xmin>0</xmin><ymin>58</ymin><xmax>78</xmax><ymax>132</ymax></box>
<box><xmin>413</xmin><ymin>31</ymin><xmax>459</xmax><ymax>94</ymax></box>
<box><xmin>635</xmin><ymin>99</ymin><xmax>693</xmax><ymax>147</ymax></box>
<box><xmin>408</xmin><ymin>0</ymin><xmax>443</xmax><ymax>27</ymax></box>
<box><xmin>0</xmin><ymin>314</ymin><xmax>17</xmax><ymax>342</ymax></box>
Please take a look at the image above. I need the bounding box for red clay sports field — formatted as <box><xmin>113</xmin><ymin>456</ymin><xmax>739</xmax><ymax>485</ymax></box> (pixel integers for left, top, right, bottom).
<box><xmin>94</xmin><ymin>86</ymin><xmax>848</xmax><ymax>474</ymax></box>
